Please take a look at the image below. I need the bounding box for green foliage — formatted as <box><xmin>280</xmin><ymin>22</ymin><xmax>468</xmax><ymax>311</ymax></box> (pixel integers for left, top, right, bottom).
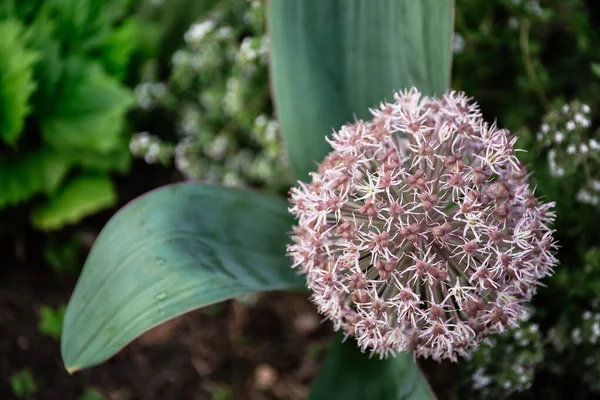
<box><xmin>0</xmin><ymin>149</ymin><xmax>65</xmax><ymax>208</ymax></box>
<box><xmin>61</xmin><ymin>183</ymin><xmax>305</xmax><ymax>371</ymax></box>
<box><xmin>31</xmin><ymin>174</ymin><xmax>117</xmax><ymax>231</ymax></box>
<box><xmin>39</xmin><ymin>304</ymin><xmax>66</xmax><ymax>340</ymax></box>
<box><xmin>309</xmin><ymin>335</ymin><xmax>434</xmax><ymax>400</ymax></box>
<box><xmin>0</xmin><ymin>20</ymin><xmax>38</xmax><ymax>145</ymax></box>
<box><xmin>270</xmin><ymin>0</ymin><xmax>454</xmax><ymax>180</ymax></box>
<box><xmin>0</xmin><ymin>0</ymin><xmax>139</xmax><ymax>231</ymax></box>
<box><xmin>44</xmin><ymin>235</ymin><xmax>85</xmax><ymax>274</ymax></box>
<box><xmin>211</xmin><ymin>387</ymin><xmax>232</xmax><ymax>400</ymax></box>
<box><xmin>80</xmin><ymin>388</ymin><xmax>105</xmax><ymax>400</ymax></box>
<box><xmin>10</xmin><ymin>369</ymin><xmax>37</xmax><ymax>399</ymax></box>
<box><xmin>40</xmin><ymin>59</ymin><xmax>133</xmax><ymax>154</ymax></box>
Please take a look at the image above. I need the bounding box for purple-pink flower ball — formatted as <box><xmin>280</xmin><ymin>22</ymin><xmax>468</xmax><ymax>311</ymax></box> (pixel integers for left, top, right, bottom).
<box><xmin>288</xmin><ymin>88</ymin><xmax>558</xmax><ymax>361</ymax></box>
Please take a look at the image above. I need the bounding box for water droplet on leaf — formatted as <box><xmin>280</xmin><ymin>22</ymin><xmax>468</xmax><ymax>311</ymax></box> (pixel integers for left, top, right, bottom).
<box><xmin>155</xmin><ymin>292</ymin><xmax>168</xmax><ymax>300</ymax></box>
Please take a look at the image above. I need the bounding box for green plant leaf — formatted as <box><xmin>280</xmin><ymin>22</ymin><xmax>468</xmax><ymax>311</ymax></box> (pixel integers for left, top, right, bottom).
<box><xmin>0</xmin><ymin>148</ymin><xmax>69</xmax><ymax>209</ymax></box>
<box><xmin>98</xmin><ymin>18</ymin><xmax>139</xmax><ymax>78</ymax></box>
<box><xmin>61</xmin><ymin>183</ymin><xmax>304</xmax><ymax>372</ymax></box>
<box><xmin>10</xmin><ymin>368</ymin><xmax>37</xmax><ymax>399</ymax></box>
<box><xmin>40</xmin><ymin>149</ymin><xmax>71</xmax><ymax>195</ymax></box>
<box><xmin>591</xmin><ymin>62</ymin><xmax>600</xmax><ymax>78</ymax></box>
<box><xmin>31</xmin><ymin>174</ymin><xmax>117</xmax><ymax>231</ymax></box>
<box><xmin>62</xmin><ymin>135</ymin><xmax>132</xmax><ymax>174</ymax></box>
<box><xmin>269</xmin><ymin>0</ymin><xmax>454</xmax><ymax>180</ymax></box>
<box><xmin>40</xmin><ymin>57</ymin><xmax>133</xmax><ymax>153</ymax></box>
<box><xmin>39</xmin><ymin>305</ymin><xmax>67</xmax><ymax>341</ymax></box>
<box><xmin>309</xmin><ymin>336</ymin><xmax>435</xmax><ymax>400</ymax></box>
<box><xmin>0</xmin><ymin>19</ymin><xmax>39</xmax><ymax>145</ymax></box>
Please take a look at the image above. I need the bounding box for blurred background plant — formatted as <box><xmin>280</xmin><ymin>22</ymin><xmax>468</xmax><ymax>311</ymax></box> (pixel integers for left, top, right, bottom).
<box><xmin>453</xmin><ymin>0</ymin><xmax>600</xmax><ymax>398</ymax></box>
<box><xmin>0</xmin><ymin>0</ymin><xmax>140</xmax><ymax>233</ymax></box>
<box><xmin>130</xmin><ymin>0</ymin><xmax>290</xmax><ymax>192</ymax></box>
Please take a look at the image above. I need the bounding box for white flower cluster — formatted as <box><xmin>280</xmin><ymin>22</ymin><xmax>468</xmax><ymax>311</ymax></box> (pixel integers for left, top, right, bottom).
<box><xmin>550</xmin><ymin>310</ymin><xmax>600</xmax><ymax>349</ymax></box>
<box><xmin>131</xmin><ymin>0</ymin><xmax>289</xmax><ymax>189</ymax></box>
<box><xmin>236</xmin><ymin>36</ymin><xmax>269</xmax><ymax>69</ymax></box>
<box><xmin>134</xmin><ymin>82</ymin><xmax>168</xmax><ymax>110</ymax></box>
<box><xmin>129</xmin><ymin>132</ymin><xmax>173</xmax><ymax>164</ymax></box>
<box><xmin>185</xmin><ymin>20</ymin><xmax>216</xmax><ymax>44</ymax></box>
<box><xmin>467</xmin><ymin>311</ymin><xmax>543</xmax><ymax>398</ymax></box>
<box><xmin>453</xmin><ymin>33</ymin><xmax>465</xmax><ymax>54</ymax></box>
<box><xmin>536</xmin><ymin>100</ymin><xmax>600</xmax><ymax>205</ymax></box>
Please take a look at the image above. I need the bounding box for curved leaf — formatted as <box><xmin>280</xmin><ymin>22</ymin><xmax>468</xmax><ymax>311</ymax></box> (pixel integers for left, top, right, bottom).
<box><xmin>40</xmin><ymin>58</ymin><xmax>133</xmax><ymax>153</ymax></box>
<box><xmin>31</xmin><ymin>174</ymin><xmax>117</xmax><ymax>231</ymax></box>
<box><xmin>0</xmin><ymin>148</ymin><xmax>68</xmax><ymax>209</ymax></box>
<box><xmin>269</xmin><ymin>0</ymin><xmax>454</xmax><ymax>180</ymax></box>
<box><xmin>0</xmin><ymin>19</ymin><xmax>39</xmax><ymax>145</ymax></box>
<box><xmin>61</xmin><ymin>183</ymin><xmax>303</xmax><ymax>372</ymax></box>
<box><xmin>309</xmin><ymin>336</ymin><xmax>436</xmax><ymax>400</ymax></box>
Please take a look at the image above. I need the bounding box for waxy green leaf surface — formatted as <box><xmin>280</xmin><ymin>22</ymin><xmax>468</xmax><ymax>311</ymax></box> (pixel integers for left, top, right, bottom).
<box><xmin>61</xmin><ymin>183</ymin><xmax>304</xmax><ymax>371</ymax></box>
<box><xmin>270</xmin><ymin>0</ymin><xmax>454</xmax><ymax>181</ymax></box>
<box><xmin>309</xmin><ymin>336</ymin><xmax>435</xmax><ymax>400</ymax></box>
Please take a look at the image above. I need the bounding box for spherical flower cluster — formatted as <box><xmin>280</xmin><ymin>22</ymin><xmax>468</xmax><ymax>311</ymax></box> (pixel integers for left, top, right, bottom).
<box><xmin>288</xmin><ymin>88</ymin><xmax>558</xmax><ymax>361</ymax></box>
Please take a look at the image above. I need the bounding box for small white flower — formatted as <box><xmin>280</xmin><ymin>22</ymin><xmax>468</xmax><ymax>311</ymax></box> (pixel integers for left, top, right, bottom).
<box><xmin>216</xmin><ymin>26</ymin><xmax>234</xmax><ymax>41</ymax></box>
<box><xmin>453</xmin><ymin>33</ymin><xmax>465</xmax><ymax>54</ymax></box>
<box><xmin>185</xmin><ymin>20</ymin><xmax>216</xmax><ymax>43</ymax></box>
<box><xmin>554</xmin><ymin>131</ymin><xmax>564</xmax><ymax>144</ymax></box>
<box><xmin>138</xmin><ymin>132</ymin><xmax>150</xmax><ymax>147</ymax></box>
<box><xmin>541</xmin><ymin>123</ymin><xmax>549</xmax><ymax>133</ymax></box>
<box><xmin>566</xmin><ymin>121</ymin><xmax>576</xmax><ymax>131</ymax></box>
<box><xmin>562</xmin><ymin>104</ymin><xmax>570</xmax><ymax>113</ymax></box>
<box><xmin>583</xmin><ymin>104</ymin><xmax>591</xmax><ymax>114</ymax></box>
<box><xmin>580</xmin><ymin>144</ymin><xmax>589</xmax><ymax>154</ymax></box>
<box><xmin>572</xmin><ymin>327</ymin><xmax>582</xmax><ymax>345</ymax></box>
<box><xmin>567</xmin><ymin>144</ymin><xmax>576</xmax><ymax>154</ymax></box>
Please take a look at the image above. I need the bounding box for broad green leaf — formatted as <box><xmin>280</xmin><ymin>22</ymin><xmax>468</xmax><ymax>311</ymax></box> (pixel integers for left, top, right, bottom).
<box><xmin>0</xmin><ymin>19</ymin><xmax>39</xmax><ymax>145</ymax></box>
<box><xmin>309</xmin><ymin>336</ymin><xmax>435</xmax><ymax>400</ymax></box>
<box><xmin>31</xmin><ymin>174</ymin><xmax>117</xmax><ymax>231</ymax></box>
<box><xmin>0</xmin><ymin>149</ymin><xmax>68</xmax><ymax>209</ymax></box>
<box><xmin>269</xmin><ymin>0</ymin><xmax>454</xmax><ymax>180</ymax></box>
<box><xmin>65</xmin><ymin>139</ymin><xmax>132</xmax><ymax>173</ymax></box>
<box><xmin>98</xmin><ymin>18</ymin><xmax>139</xmax><ymax>79</ymax></box>
<box><xmin>40</xmin><ymin>149</ymin><xmax>71</xmax><ymax>195</ymax></box>
<box><xmin>40</xmin><ymin>58</ymin><xmax>133</xmax><ymax>153</ymax></box>
<box><xmin>61</xmin><ymin>183</ymin><xmax>304</xmax><ymax>371</ymax></box>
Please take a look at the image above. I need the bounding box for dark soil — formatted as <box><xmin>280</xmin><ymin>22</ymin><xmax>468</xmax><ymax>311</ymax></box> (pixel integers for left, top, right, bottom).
<box><xmin>0</xmin><ymin>263</ymin><xmax>333</xmax><ymax>400</ymax></box>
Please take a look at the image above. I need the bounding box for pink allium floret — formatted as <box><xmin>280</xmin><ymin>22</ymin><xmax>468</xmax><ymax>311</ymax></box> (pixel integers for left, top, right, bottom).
<box><xmin>288</xmin><ymin>88</ymin><xmax>558</xmax><ymax>361</ymax></box>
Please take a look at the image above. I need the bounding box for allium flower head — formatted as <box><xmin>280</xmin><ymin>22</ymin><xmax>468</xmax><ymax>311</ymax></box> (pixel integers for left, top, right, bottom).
<box><xmin>288</xmin><ymin>88</ymin><xmax>558</xmax><ymax>361</ymax></box>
